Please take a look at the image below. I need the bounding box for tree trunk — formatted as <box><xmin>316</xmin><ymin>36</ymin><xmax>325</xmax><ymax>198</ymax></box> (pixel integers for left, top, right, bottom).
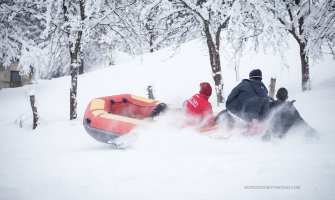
<box><xmin>146</xmin><ymin>20</ymin><xmax>154</xmax><ymax>53</ymax></box>
<box><xmin>204</xmin><ymin>25</ymin><xmax>224</xmax><ymax>105</ymax></box>
<box><xmin>79</xmin><ymin>49</ymin><xmax>84</xmax><ymax>75</ymax></box>
<box><xmin>269</xmin><ymin>78</ymin><xmax>276</xmax><ymax>98</ymax></box>
<box><xmin>70</xmin><ymin>61</ymin><xmax>78</xmax><ymax>120</ymax></box>
<box><xmin>29</xmin><ymin>95</ymin><xmax>38</xmax><ymax>129</ymax></box>
<box><xmin>299</xmin><ymin>42</ymin><xmax>311</xmax><ymax>91</ymax></box>
<box><xmin>149</xmin><ymin>33</ymin><xmax>154</xmax><ymax>53</ymax></box>
<box><xmin>69</xmin><ymin>30</ymin><xmax>82</xmax><ymax>120</ymax></box>
<box><xmin>66</xmin><ymin>0</ymin><xmax>85</xmax><ymax>120</ymax></box>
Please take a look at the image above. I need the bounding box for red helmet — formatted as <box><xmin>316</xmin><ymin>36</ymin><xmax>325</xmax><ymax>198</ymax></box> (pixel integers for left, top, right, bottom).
<box><xmin>199</xmin><ymin>82</ymin><xmax>212</xmax><ymax>97</ymax></box>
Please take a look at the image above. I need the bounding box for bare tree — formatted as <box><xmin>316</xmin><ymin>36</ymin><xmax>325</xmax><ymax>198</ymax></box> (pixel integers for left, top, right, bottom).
<box><xmin>141</xmin><ymin>0</ymin><xmax>192</xmax><ymax>53</ymax></box>
<box><xmin>310</xmin><ymin>0</ymin><xmax>335</xmax><ymax>58</ymax></box>
<box><xmin>60</xmin><ymin>0</ymin><xmax>86</xmax><ymax>120</ymax></box>
<box><xmin>148</xmin><ymin>0</ymin><xmax>264</xmax><ymax>105</ymax></box>
<box><xmin>0</xmin><ymin>0</ymin><xmax>46</xmax><ymax>74</ymax></box>
<box><xmin>44</xmin><ymin>0</ymin><xmax>146</xmax><ymax>120</ymax></box>
<box><xmin>156</xmin><ymin>0</ymin><xmax>235</xmax><ymax>105</ymax></box>
<box><xmin>271</xmin><ymin>0</ymin><xmax>335</xmax><ymax>91</ymax></box>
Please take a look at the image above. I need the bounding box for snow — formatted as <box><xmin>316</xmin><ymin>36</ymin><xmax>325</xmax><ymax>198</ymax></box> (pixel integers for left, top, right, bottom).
<box><xmin>1</xmin><ymin>38</ymin><xmax>335</xmax><ymax>200</ymax></box>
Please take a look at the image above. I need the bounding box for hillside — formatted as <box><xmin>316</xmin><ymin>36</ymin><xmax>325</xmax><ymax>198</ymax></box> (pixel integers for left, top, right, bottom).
<box><xmin>0</xmin><ymin>39</ymin><xmax>335</xmax><ymax>200</ymax></box>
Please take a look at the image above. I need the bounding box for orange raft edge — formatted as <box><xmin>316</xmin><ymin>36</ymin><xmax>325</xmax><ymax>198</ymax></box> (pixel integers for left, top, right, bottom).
<box><xmin>83</xmin><ymin>94</ymin><xmax>167</xmax><ymax>144</ymax></box>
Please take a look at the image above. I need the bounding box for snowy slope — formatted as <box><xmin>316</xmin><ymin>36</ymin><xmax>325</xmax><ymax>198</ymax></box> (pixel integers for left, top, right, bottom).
<box><xmin>1</xmin><ymin>38</ymin><xmax>335</xmax><ymax>200</ymax></box>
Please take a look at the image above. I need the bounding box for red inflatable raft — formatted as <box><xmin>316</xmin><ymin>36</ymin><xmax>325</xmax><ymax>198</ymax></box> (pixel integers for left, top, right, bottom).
<box><xmin>83</xmin><ymin>94</ymin><xmax>167</xmax><ymax>143</ymax></box>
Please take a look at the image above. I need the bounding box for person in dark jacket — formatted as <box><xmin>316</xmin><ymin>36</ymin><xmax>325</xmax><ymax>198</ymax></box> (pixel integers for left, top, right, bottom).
<box><xmin>226</xmin><ymin>69</ymin><xmax>270</xmax><ymax>123</ymax></box>
<box><xmin>266</xmin><ymin>87</ymin><xmax>316</xmax><ymax>138</ymax></box>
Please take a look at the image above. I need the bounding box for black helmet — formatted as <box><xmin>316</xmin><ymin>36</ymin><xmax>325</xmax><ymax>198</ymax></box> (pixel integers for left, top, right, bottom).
<box><xmin>249</xmin><ymin>69</ymin><xmax>262</xmax><ymax>80</ymax></box>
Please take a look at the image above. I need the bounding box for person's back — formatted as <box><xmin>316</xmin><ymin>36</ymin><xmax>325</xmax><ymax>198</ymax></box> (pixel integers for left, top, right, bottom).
<box><xmin>270</xmin><ymin>100</ymin><xmax>302</xmax><ymax>136</ymax></box>
<box><xmin>267</xmin><ymin>88</ymin><xmax>316</xmax><ymax>138</ymax></box>
<box><xmin>184</xmin><ymin>82</ymin><xmax>215</xmax><ymax>127</ymax></box>
<box><xmin>226</xmin><ymin>69</ymin><xmax>270</xmax><ymax>122</ymax></box>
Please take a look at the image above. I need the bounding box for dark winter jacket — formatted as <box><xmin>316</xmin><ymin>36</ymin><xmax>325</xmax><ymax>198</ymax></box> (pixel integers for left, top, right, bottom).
<box><xmin>226</xmin><ymin>79</ymin><xmax>270</xmax><ymax>122</ymax></box>
<box><xmin>268</xmin><ymin>99</ymin><xmax>313</xmax><ymax>137</ymax></box>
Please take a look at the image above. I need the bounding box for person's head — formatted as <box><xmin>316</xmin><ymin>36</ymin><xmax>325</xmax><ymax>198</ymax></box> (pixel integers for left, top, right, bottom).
<box><xmin>249</xmin><ymin>69</ymin><xmax>262</xmax><ymax>81</ymax></box>
<box><xmin>199</xmin><ymin>82</ymin><xmax>212</xmax><ymax>97</ymax></box>
<box><xmin>276</xmin><ymin>87</ymin><xmax>288</xmax><ymax>101</ymax></box>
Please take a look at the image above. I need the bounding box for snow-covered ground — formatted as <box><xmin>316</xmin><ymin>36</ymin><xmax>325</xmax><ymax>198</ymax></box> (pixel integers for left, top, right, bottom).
<box><xmin>1</xmin><ymin>38</ymin><xmax>335</xmax><ymax>200</ymax></box>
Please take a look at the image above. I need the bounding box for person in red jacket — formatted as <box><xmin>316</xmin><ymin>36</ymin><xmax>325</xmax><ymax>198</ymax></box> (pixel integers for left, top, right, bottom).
<box><xmin>184</xmin><ymin>82</ymin><xmax>215</xmax><ymax>127</ymax></box>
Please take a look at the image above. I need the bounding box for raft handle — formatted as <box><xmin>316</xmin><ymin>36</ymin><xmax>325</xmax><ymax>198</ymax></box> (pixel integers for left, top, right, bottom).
<box><xmin>110</xmin><ymin>98</ymin><xmax>128</xmax><ymax>105</ymax></box>
<box><xmin>86</xmin><ymin>118</ymin><xmax>92</xmax><ymax>124</ymax></box>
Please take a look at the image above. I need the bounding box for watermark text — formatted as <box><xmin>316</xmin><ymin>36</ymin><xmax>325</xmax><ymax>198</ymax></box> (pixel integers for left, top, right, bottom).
<box><xmin>244</xmin><ymin>185</ymin><xmax>301</xmax><ymax>190</ymax></box>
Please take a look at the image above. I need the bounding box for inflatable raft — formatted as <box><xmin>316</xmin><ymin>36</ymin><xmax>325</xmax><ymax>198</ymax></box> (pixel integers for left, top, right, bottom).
<box><xmin>83</xmin><ymin>94</ymin><xmax>167</xmax><ymax>143</ymax></box>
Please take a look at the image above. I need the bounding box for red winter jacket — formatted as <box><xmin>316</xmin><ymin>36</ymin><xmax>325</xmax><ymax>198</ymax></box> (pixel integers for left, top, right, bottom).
<box><xmin>184</xmin><ymin>93</ymin><xmax>215</xmax><ymax>127</ymax></box>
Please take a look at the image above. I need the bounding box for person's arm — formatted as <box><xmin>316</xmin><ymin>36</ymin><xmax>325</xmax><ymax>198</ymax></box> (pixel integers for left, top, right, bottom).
<box><xmin>289</xmin><ymin>101</ymin><xmax>304</xmax><ymax>122</ymax></box>
<box><xmin>203</xmin><ymin>103</ymin><xmax>216</xmax><ymax>126</ymax></box>
<box><xmin>259</xmin><ymin>97</ymin><xmax>271</xmax><ymax>121</ymax></box>
<box><xmin>226</xmin><ymin>82</ymin><xmax>245</xmax><ymax>106</ymax></box>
